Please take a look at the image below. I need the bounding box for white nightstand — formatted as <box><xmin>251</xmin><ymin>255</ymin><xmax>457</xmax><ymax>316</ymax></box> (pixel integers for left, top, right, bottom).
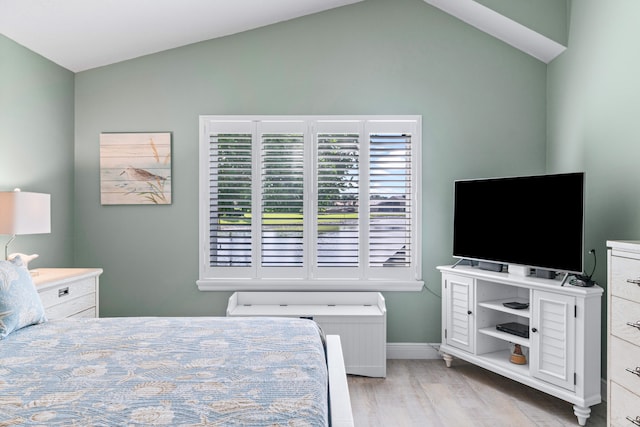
<box><xmin>32</xmin><ymin>268</ymin><xmax>103</xmax><ymax>319</ymax></box>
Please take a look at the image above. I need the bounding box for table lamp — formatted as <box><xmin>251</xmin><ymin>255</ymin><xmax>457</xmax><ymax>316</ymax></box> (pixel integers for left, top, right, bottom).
<box><xmin>0</xmin><ymin>189</ymin><xmax>51</xmax><ymax>260</ymax></box>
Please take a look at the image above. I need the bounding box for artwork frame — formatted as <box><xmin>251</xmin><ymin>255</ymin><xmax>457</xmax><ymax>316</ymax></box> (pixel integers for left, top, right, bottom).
<box><xmin>100</xmin><ymin>132</ymin><xmax>172</xmax><ymax>205</ymax></box>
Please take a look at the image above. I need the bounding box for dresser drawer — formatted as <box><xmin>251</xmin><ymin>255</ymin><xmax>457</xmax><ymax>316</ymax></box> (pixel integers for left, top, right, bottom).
<box><xmin>610</xmin><ymin>255</ymin><xmax>640</xmax><ymax>303</ymax></box>
<box><xmin>610</xmin><ymin>336</ymin><xmax>640</xmax><ymax>395</ymax></box>
<box><xmin>611</xmin><ymin>296</ymin><xmax>640</xmax><ymax>346</ymax></box>
<box><xmin>610</xmin><ymin>381</ymin><xmax>640</xmax><ymax>427</ymax></box>
<box><xmin>38</xmin><ymin>277</ymin><xmax>96</xmax><ymax>309</ymax></box>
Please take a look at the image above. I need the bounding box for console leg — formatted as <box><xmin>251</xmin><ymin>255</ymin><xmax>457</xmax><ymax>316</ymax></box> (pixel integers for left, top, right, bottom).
<box><xmin>573</xmin><ymin>405</ymin><xmax>591</xmax><ymax>426</ymax></box>
<box><xmin>442</xmin><ymin>353</ymin><xmax>453</xmax><ymax>368</ymax></box>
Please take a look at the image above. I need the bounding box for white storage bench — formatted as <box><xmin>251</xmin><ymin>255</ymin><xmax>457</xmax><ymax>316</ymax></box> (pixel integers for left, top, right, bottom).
<box><xmin>227</xmin><ymin>292</ymin><xmax>387</xmax><ymax>377</ymax></box>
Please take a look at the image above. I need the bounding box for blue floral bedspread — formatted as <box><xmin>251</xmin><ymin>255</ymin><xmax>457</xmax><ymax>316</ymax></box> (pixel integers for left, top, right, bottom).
<box><xmin>0</xmin><ymin>316</ymin><xmax>328</xmax><ymax>426</ymax></box>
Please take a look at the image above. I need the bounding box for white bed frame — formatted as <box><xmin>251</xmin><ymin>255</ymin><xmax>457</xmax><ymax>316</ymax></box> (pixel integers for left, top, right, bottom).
<box><xmin>326</xmin><ymin>335</ymin><xmax>355</xmax><ymax>427</ymax></box>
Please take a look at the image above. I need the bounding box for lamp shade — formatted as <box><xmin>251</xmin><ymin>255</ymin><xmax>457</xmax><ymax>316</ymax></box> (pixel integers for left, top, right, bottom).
<box><xmin>0</xmin><ymin>191</ymin><xmax>51</xmax><ymax>235</ymax></box>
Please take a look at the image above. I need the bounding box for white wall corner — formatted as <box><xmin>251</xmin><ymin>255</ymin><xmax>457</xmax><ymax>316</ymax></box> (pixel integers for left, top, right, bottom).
<box><xmin>423</xmin><ymin>0</ymin><xmax>566</xmax><ymax>64</ymax></box>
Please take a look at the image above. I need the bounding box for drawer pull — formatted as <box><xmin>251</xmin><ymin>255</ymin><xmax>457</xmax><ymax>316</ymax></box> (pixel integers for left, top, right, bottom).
<box><xmin>626</xmin><ymin>367</ymin><xmax>640</xmax><ymax>377</ymax></box>
<box><xmin>627</xmin><ymin>278</ymin><xmax>640</xmax><ymax>286</ymax></box>
<box><xmin>627</xmin><ymin>416</ymin><xmax>640</xmax><ymax>426</ymax></box>
<box><xmin>58</xmin><ymin>287</ymin><xmax>70</xmax><ymax>298</ymax></box>
<box><xmin>627</xmin><ymin>321</ymin><xmax>640</xmax><ymax>330</ymax></box>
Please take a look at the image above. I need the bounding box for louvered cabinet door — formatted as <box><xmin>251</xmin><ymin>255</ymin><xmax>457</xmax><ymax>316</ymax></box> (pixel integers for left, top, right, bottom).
<box><xmin>444</xmin><ymin>274</ymin><xmax>475</xmax><ymax>353</ymax></box>
<box><xmin>530</xmin><ymin>289</ymin><xmax>576</xmax><ymax>391</ymax></box>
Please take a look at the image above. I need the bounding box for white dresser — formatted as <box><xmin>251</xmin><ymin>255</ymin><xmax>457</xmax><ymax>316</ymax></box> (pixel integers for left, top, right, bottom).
<box><xmin>32</xmin><ymin>268</ymin><xmax>103</xmax><ymax>319</ymax></box>
<box><xmin>608</xmin><ymin>241</ymin><xmax>640</xmax><ymax>426</ymax></box>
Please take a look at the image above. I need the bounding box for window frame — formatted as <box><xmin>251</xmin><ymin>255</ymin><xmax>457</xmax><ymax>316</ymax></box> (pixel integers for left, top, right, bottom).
<box><xmin>198</xmin><ymin>115</ymin><xmax>423</xmax><ymax>291</ymax></box>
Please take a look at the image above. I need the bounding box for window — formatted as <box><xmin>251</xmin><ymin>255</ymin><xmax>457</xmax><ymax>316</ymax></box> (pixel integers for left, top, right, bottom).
<box><xmin>198</xmin><ymin>116</ymin><xmax>423</xmax><ymax>291</ymax></box>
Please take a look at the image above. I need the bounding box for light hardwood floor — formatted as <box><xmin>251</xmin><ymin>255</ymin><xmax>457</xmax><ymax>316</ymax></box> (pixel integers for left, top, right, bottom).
<box><xmin>347</xmin><ymin>359</ymin><xmax>606</xmax><ymax>426</ymax></box>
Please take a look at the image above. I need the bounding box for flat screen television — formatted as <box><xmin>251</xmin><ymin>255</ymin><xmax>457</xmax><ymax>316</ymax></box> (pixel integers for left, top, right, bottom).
<box><xmin>453</xmin><ymin>172</ymin><xmax>585</xmax><ymax>274</ymax></box>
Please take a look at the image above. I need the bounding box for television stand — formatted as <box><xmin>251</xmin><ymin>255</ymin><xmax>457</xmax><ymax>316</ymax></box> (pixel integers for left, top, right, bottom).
<box><xmin>438</xmin><ymin>265</ymin><xmax>603</xmax><ymax>426</ymax></box>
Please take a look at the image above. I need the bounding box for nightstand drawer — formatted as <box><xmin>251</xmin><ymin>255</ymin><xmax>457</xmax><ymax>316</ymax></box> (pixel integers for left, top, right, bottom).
<box><xmin>73</xmin><ymin>307</ymin><xmax>97</xmax><ymax>318</ymax></box>
<box><xmin>38</xmin><ymin>277</ymin><xmax>96</xmax><ymax>310</ymax></box>
<box><xmin>610</xmin><ymin>255</ymin><xmax>640</xmax><ymax>302</ymax></box>
<box><xmin>611</xmin><ymin>296</ymin><xmax>640</xmax><ymax>346</ymax></box>
<box><xmin>610</xmin><ymin>336</ymin><xmax>640</xmax><ymax>395</ymax></box>
<box><xmin>46</xmin><ymin>292</ymin><xmax>95</xmax><ymax>319</ymax></box>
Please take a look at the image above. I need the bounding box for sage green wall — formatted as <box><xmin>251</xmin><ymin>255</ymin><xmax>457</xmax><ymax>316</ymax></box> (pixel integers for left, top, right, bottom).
<box><xmin>74</xmin><ymin>0</ymin><xmax>547</xmax><ymax>343</ymax></box>
<box><xmin>0</xmin><ymin>35</ymin><xmax>75</xmax><ymax>267</ymax></box>
<box><xmin>548</xmin><ymin>0</ymin><xmax>640</xmax><ymax>367</ymax></box>
<box><xmin>548</xmin><ymin>0</ymin><xmax>640</xmax><ymax>285</ymax></box>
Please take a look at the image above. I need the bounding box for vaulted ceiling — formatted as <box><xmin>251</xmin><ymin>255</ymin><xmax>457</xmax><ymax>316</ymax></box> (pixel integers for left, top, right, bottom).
<box><xmin>0</xmin><ymin>0</ymin><xmax>565</xmax><ymax>73</ymax></box>
<box><xmin>0</xmin><ymin>0</ymin><xmax>364</xmax><ymax>72</ymax></box>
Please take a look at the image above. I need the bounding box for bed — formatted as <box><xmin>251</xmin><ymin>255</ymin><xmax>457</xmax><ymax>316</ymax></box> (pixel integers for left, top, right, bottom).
<box><xmin>0</xmin><ymin>258</ymin><xmax>354</xmax><ymax>426</ymax></box>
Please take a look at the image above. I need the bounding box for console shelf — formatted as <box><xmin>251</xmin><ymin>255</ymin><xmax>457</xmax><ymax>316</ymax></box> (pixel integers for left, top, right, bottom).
<box><xmin>438</xmin><ymin>265</ymin><xmax>603</xmax><ymax>426</ymax></box>
<box><xmin>477</xmin><ymin>326</ymin><xmax>529</xmax><ymax>347</ymax></box>
<box><xmin>477</xmin><ymin>297</ymin><xmax>530</xmax><ymax>318</ymax></box>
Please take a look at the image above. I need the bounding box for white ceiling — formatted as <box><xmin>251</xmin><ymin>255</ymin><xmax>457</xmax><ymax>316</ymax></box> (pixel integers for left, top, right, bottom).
<box><xmin>0</xmin><ymin>0</ymin><xmax>564</xmax><ymax>73</ymax></box>
<box><xmin>0</xmin><ymin>0</ymin><xmax>363</xmax><ymax>72</ymax></box>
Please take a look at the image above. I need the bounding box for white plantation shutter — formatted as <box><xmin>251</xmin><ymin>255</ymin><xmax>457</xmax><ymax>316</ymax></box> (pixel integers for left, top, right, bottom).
<box><xmin>199</xmin><ymin>116</ymin><xmax>422</xmax><ymax>290</ymax></box>
<box><xmin>260</xmin><ymin>123</ymin><xmax>306</xmax><ymax>270</ymax></box>
<box><xmin>368</xmin><ymin>132</ymin><xmax>412</xmax><ymax>268</ymax></box>
<box><xmin>362</xmin><ymin>120</ymin><xmax>418</xmax><ymax>282</ymax></box>
<box><xmin>205</xmin><ymin>121</ymin><xmax>254</xmax><ymax>277</ymax></box>
<box><xmin>315</xmin><ymin>122</ymin><xmax>360</xmax><ymax>269</ymax></box>
<box><xmin>209</xmin><ymin>133</ymin><xmax>253</xmax><ymax>266</ymax></box>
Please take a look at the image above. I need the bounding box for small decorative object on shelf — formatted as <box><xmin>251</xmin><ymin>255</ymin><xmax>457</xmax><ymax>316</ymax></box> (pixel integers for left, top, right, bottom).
<box><xmin>510</xmin><ymin>343</ymin><xmax>527</xmax><ymax>365</ymax></box>
<box><xmin>8</xmin><ymin>253</ymin><xmax>39</xmax><ymax>269</ymax></box>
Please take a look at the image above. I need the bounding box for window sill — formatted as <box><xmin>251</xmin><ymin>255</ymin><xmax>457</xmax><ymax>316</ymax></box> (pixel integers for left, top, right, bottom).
<box><xmin>196</xmin><ymin>279</ymin><xmax>424</xmax><ymax>292</ymax></box>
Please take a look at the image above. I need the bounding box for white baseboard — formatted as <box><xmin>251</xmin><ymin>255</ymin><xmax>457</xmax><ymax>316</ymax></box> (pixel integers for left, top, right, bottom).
<box><xmin>386</xmin><ymin>342</ymin><xmax>441</xmax><ymax>359</ymax></box>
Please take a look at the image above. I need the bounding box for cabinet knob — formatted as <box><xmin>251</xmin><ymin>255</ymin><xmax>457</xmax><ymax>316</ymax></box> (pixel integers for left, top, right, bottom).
<box><xmin>531</xmin><ymin>327</ymin><xmax>538</xmax><ymax>333</ymax></box>
<box><xmin>467</xmin><ymin>310</ymin><xmax>472</xmax><ymax>315</ymax></box>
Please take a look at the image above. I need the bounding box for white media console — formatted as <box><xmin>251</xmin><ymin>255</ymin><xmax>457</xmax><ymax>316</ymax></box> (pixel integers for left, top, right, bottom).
<box><xmin>227</xmin><ymin>292</ymin><xmax>387</xmax><ymax>377</ymax></box>
<box><xmin>438</xmin><ymin>265</ymin><xmax>603</xmax><ymax>426</ymax></box>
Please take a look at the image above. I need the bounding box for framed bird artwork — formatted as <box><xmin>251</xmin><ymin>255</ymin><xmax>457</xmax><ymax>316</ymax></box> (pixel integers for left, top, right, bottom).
<box><xmin>100</xmin><ymin>132</ymin><xmax>172</xmax><ymax>205</ymax></box>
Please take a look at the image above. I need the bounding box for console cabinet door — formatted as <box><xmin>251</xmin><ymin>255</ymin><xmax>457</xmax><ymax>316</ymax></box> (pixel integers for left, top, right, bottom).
<box><xmin>443</xmin><ymin>274</ymin><xmax>475</xmax><ymax>353</ymax></box>
<box><xmin>530</xmin><ymin>290</ymin><xmax>576</xmax><ymax>391</ymax></box>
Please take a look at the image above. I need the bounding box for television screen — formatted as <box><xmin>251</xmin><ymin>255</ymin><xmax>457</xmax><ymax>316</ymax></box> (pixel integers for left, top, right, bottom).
<box><xmin>453</xmin><ymin>172</ymin><xmax>584</xmax><ymax>274</ymax></box>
